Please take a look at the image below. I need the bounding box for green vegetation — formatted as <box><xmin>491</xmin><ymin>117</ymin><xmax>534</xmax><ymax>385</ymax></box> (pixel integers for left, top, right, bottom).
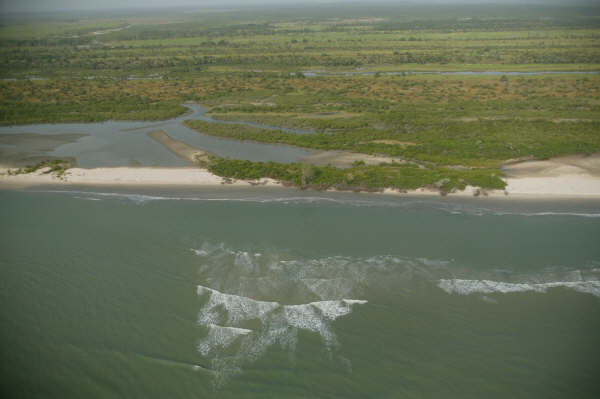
<box><xmin>186</xmin><ymin>118</ymin><xmax>600</xmax><ymax>168</ymax></box>
<box><xmin>204</xmin><ymin>157</ymin><xmax>506</xmax><ymax>193</ymax></box>
<box><xmin>2</xmin><ymin>5</ymin><xmax>600</xmax><ymax>79</ymax></box>
<box><xmin>1</xmin><ymin>3</ymin><xmax>599</xmax><ymax>192</ymax></box>
<box><xmin>7</xmin><ymin>159</ymin><xmax>71</xmax><ymax>176</ymax></box>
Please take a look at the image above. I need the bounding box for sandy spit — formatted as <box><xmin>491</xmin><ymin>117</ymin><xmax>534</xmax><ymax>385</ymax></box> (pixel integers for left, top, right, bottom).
<box><xmin>147</xmin><ymin>130</ymin><xmax>211</xmax><ymax>164</ymax></box>
<box><xmin>0</xmin><ymin>167</ymin><xmax>279</xmax><ymax>189</ymax></box>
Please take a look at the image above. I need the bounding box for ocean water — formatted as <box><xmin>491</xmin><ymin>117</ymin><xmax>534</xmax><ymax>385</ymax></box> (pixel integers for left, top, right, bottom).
<box><xmin>1</xmin><ymin>187</ymin><xmax>599</xmax><ymax>398</ymax></box>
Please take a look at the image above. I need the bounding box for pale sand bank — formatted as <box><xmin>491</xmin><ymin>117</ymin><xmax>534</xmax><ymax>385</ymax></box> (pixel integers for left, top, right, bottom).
<box><xmin>1</xmin><ymin>154</ymin><xmax>600</xmax><ymax>199</ymax></box>
<box><xmin>503</xmin><ymin>153</ymin><xmax>600</xmax><ymax>178</ymax></box>
<box><xmin>500</xmin><ymin>153</ymin><xmax>600</xmax><ymax>197</ymax></box>
<box><xmin>384</xmin><ymin>154</ymin><xmax>600</xmax><ymax>198</ymax></box>
<box><xmin>147</xmin><ymin>130</ymin><xmax>211</xmax><ymax>164</ymax></box>
<box><xmin>0</xmin><ymin>166</ymin><xmax>278</xmax><ymax>189</ymax></box>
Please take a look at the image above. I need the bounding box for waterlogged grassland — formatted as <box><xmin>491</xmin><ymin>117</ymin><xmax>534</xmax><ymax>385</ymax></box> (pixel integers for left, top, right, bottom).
<box><xmin>1</xmin><ymin>4</ymin><xmax>599</xmax><ymax>192</ymax></box>
<box><xmin>2</xmin><ymin>73</ymin><xmax>598</xmax><ymax>124</ymax></box>
<box><xmin>187</xmin><ymin>118</ymin><xmax>600</xmax><ymax>167</ymax></box>
<box><xmin>186</xmin><ymin>113</ymin><xmax>597</xmax><ymax>190</ymax></box>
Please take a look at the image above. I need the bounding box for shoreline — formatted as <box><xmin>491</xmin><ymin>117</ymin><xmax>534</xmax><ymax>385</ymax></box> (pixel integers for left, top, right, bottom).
<box><xmin>0</xmin><ymin>166</ymin><xmax>279</xmax><ymax>190</ymax></box>
<box><xmin>2</xmin><ymin>163</ymin><xmax>600</xmax><ymax>199</ymax></box>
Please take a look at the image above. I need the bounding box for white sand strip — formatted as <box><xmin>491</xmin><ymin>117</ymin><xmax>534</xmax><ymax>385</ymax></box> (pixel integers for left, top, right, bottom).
<box><xmin>2</xmin><ymin>153</ymin><xmax>600</xmax><ymax>198</ymax></box>
<box><xmin>0</xmin><ymin>167</ymin><xmax>279</xmax><ymax>189</ymax></box>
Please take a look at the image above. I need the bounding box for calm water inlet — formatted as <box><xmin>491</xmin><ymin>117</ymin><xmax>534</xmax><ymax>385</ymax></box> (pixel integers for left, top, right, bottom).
<box><xmin>0</xmin><ymin>105</ymin><xmax>314</xmax><ymax>168</ymax></box>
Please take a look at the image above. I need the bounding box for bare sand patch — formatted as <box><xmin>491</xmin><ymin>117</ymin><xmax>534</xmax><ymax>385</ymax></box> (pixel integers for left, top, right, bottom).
<box><xmin>503</xmin><ymin>153</ymin><xmax>600</xmax><ymax>178</ymax></box>
<box><xmin>491</xmin><ymin>153</ymin><xmax>600</xmax><ymax>197</ymax></box>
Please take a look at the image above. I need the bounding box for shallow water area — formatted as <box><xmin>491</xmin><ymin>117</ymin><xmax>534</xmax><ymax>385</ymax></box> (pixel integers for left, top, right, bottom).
<box><xmin>0</xmin><ymin>105</ymin><xmax>314</xmax><ymax>168</ymax></box>
<box><xmin>1</xmin><ymin>186</ymin><xmax>599</xmax><ymax>397</ymax></box>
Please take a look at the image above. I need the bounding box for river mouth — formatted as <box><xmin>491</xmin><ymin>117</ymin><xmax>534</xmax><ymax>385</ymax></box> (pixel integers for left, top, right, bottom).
<box><xmin>0</xmin><ymin>104</ymin><xmax>409</xmax><ymax>170</ymax></box>
<box><xmin>0</xmin><ymin>104</ymin><xmax>317</xmax><ymax>168</ymax></box>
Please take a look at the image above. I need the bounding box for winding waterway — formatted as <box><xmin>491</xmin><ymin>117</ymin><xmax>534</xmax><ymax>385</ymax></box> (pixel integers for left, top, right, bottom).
<box><xmin>2</xmin><ymin>69</ymin><xmax>598</xmax><ymax>168</ymax></box>
<box><xmin>0</xmin><ymin>105</ymin><xmax>315</xmax><ymax>168</ymax></box>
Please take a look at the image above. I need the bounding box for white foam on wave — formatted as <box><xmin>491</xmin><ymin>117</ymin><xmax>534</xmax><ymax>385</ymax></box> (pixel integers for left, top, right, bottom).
<box><xmin>488</xmin><ymin>211</ymin><xmax>600</xmax><ymax>218</ymax></box>
<box><xmin>234</xmin><ymin>251</ymin><xmax>256</xmax><ymax>269</ymax></box>
<box><xmin>438</xmin><ymin>279</ymin><xmax>600</xmax><ymax>297</ymax></box>
<box><xmin>41</xmin><ymin>189</ymin><xmax>382</xmax><ymax>206</ymax></box>
<box><xmin>193</xmin><ymin>244</ymin><xmax>450</xmax><ymax>301</ymax></box>
<box><xmin>36</xmin><ymin>190</ymin><xmax>170</xmax><ymax>203</ymax></box>
<box><xmin>197</xmin><ymin>285</ymin><xmax>278</xmax><ymax>325</ymax></box>
<box><xmin>280</xmin><ymin>300</ymin><xmax>366</xmax><ymax>347</ymax></box>
<box><xmin>519</xmin><ymin>212</ymin><xmax>600</xmax><ymax>218</ymax></box>
<box><xmin>37</xmin><ymin>190</ymin><xmax>600</xmax><ymax>218</ymax></box>
<box><xmin>71</xmin><ymin>191</ymin><xmax>172</xmax><ymax>203</ymax></box>
<box><xmin>196</xmin><ymin>284</ymin><xmax>367</xmax><ymax>387</ymax></box>
<box><xmin>197</xmin><ymin>324</ymin><xmax>252</xmax><ymax>356</ymax></box>
<box><xmin>301</xmin><ymin>278</ymin><xmax>355</xmax><ymax>300</ymax></box>
<box><xmin>73</xmin><ymin>196</ymin><xmax>102</xmax><ymax>201</ymax></box>
<box><xmin>193</xmin><ymin>242</ymin><xmax>600</xmax><ymax>387</ymax></box>
<box><xmin>312</xmin><ymin>299</ymin><xmax>368</xmax><ymax>319</ymax></box>
<box><xmin>442</xmin><ymin>205</ymin><xmax>600</xmax><ymax>219</ymax></box>
<box><xmin>197</xmin><ymin>285</ymin><xmax>367</xmax><ymax>336</ymax></box>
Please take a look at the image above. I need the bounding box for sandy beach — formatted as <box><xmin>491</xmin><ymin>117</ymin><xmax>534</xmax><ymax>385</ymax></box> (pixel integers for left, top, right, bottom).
<box><xmin>2</xmin><ymin>154</ymin><xmax>600</xmax><ymax>198</ymax></box>
<box><xmin>0</xmin><ymin>166</ymin><xmax>279</xmax><ymax>189</ymax></box>
<box><xmin>500</xmin><ymin>154</ymin><xmax>600</xmax><ymax>197</ymax></box>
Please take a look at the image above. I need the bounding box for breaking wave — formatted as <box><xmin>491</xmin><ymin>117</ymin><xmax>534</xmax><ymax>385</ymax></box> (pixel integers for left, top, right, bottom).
<box><xmin>192</xmin><ymin>241</ymin><xmax>452</xmax><ymax>302</ymax></box>
<box><xmin>36</xmin><ymin>189</ymin><xmax>600</xmax><ymax>218</ymax></box>
<box><xmin>438</xmin><ymin>279</ymin><xmax>600</xmax><ymax>297</ymax></box>
<box><xmin>197</xmin><ymin>324</ymin><xmax>252</xmax><ymax>356</ymax></box>
<box><xmin>196</xmin><ymin>285</ymin><xmax>367</xmax><ymax>387</ymax></box>
<box><xmin>197</xmin><ymin>285</ymin><xmax>279</xmax><ymax>325</ymax></box>
<box><xmin>191</xmin><ymin>241</ymin><xmax>599</xmax><ymax>386</ymax></box>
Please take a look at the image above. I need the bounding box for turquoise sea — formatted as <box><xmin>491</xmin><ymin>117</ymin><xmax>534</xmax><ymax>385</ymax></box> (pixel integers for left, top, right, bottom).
<box><xmin>1</xmin><ymin>187</ymin><xmax>599</xmax><ymax>398</ymax></box>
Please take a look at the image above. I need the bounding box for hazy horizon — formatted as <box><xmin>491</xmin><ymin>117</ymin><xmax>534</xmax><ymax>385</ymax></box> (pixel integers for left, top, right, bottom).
<box><xmin>0</xmin><ymin>0</ymin><xmax>593</xmax><ymax>15</ymax></box>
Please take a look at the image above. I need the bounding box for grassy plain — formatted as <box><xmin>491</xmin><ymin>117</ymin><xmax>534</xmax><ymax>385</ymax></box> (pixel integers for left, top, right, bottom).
<box><xmin>1</xmin><ymin>3</ymin><xmax>599</xmax><ymax>191</ymax></box>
